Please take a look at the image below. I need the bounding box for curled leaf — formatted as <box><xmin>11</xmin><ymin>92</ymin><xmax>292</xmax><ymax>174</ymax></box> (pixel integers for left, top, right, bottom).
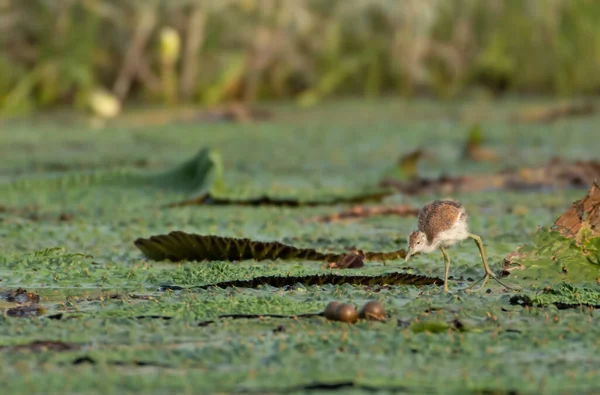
<box><xmin>134</xmin><ymin>232</ymin><xmax>406</xmax><ymax>263</ymax></box>
<box><xmin>163</xmin><ymin>272</ymin><xmax>441</xmax><ymax>289</ymax></box>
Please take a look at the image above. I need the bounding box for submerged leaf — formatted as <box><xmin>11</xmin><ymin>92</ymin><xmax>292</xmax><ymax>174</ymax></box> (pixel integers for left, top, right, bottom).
<box><xmin>134</xmin><ymin>232</ymin><xmax>407</xmax><ymax>263</ymax></box>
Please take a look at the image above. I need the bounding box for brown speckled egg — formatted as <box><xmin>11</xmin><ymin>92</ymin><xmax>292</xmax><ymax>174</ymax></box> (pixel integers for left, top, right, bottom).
<box><xmin>335</xmin><ymin>303</ymin><xmax>358</xmax><ymax>324</ymax></box>
<box><xmin>358</xmin><ymin>300</ymin><xmax>385</xmax><ymax>321</ymax></box>
<box><xmin>324</xmin><ymin>301</ymin><xmax>341</xmax><ymax>320</ymax></box>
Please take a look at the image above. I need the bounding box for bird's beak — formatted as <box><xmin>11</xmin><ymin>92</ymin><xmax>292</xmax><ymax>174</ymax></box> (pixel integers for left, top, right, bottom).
<box><xmin>405</xmin><ymin>250</ymin><xmax>413</xmax><ymax>262</ymax></box>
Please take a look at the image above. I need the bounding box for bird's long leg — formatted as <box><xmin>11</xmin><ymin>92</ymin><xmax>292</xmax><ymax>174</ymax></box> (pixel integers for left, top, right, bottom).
<box><xmin>439</xmin><ymin>246</ymin><xmax>450</xmax><ymax>293</ymax></box>
<box><xmin>466</xmin><ymin>233</ymin><xmax>519</xmax><ymax>291</ymax></box>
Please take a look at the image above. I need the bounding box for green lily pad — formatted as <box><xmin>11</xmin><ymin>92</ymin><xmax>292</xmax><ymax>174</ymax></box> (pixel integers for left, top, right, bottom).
<box><xmin>503</xmin><ymin>228</ymin><xmax>600</xmax><ymax>286</ymax></box>
<box><xmin>2</xmin><ymin>148</ymin><xmax>222</xmax><ymax>197</ymax></box>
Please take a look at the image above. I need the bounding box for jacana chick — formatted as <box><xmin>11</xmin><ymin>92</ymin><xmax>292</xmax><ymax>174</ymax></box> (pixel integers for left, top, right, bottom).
<box><xmin>405</xmin><ymin>199</ymin><xmax>516</xmax><ymax>293</ymax></box>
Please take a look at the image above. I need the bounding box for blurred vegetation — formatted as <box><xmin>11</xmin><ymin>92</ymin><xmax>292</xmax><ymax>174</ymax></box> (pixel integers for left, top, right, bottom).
<box><xmin>1</xmin><ymin>0</ymin><xmax>600</xmax><ymax>116</ymax></box>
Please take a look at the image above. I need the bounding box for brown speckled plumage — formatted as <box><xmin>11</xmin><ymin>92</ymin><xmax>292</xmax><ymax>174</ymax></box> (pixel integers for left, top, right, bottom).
<box><xmin>417</xmin><ymin>199</ymin><xmax>466</xmax><ymax>242</ymax></box>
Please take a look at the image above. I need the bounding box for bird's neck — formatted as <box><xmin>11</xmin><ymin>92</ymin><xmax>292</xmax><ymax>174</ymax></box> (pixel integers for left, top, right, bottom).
<box><xmin>422</xmin><ymin>241</ymin><xmax>439</xmax><ymax>253</ymax></box>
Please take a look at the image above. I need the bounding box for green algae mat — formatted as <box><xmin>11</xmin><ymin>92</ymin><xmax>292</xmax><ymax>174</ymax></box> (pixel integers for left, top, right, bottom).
<box><xmin>2</xmin><ymin>98</ymin><xmax>600</xmax><ymax>394</ymax></box>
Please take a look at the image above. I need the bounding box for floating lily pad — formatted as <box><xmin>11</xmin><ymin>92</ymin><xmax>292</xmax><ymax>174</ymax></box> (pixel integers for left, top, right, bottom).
<box><xmin>3</xmin><ymin>148</ymin><xmax>223</xmax><ymax>198</ymax></box>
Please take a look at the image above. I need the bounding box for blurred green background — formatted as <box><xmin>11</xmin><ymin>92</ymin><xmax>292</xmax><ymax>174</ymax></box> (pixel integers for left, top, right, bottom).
<box><xmin>2</xmin><ymin>0</ymin><xmax>599</xmax><ymax>118</ymax></box>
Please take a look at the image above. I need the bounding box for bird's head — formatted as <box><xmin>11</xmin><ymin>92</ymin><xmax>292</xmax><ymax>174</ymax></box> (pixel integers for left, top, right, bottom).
<box><xmin>405</xmin><ymin>231</ymin><xmax>427</xmax><ymax>261</ymax></box>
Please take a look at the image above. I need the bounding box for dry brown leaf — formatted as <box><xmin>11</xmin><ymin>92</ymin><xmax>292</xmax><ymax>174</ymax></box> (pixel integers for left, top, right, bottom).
<box><xmin>327</xmin><ymin>250</ymin><xmax>365</xmax><ymax>269</ymax></box>
<box><xmin>552</xmin><ymin>181</ymin><xmax>600</xmax><ymax>238</ymax></box>
<box><xmin>502</xmin><ymin>249</ymin><xmax>527</xmax><ymax>274</ymax></box>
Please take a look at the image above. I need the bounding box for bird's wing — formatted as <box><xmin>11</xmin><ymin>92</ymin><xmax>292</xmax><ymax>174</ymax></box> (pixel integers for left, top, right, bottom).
<box><xmin>418</xmin><ymin>200</ymin><xmax>462</xmax><ymax>242</ymax></box>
